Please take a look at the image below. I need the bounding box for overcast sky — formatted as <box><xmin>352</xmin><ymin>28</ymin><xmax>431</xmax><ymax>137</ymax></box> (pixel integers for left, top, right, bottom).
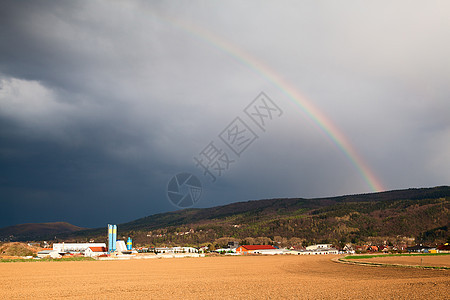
<box><xmin>0</xmin><ymin>1</ymin><xmax>449</xmax><ymax>228</ymax></box>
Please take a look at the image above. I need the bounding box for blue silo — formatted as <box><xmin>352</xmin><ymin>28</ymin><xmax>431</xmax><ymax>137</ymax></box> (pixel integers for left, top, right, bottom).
<box><xmin>126</xmin><ymin>237</ymin><xmax>132</xmax><ymax>251</ymax></box>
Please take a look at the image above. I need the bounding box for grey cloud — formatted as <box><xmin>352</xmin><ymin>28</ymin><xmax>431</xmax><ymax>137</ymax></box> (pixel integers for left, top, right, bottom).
<box><xmin>0</xmin><ymin>0</ymin><xmax>448</xmax><ymax>228</ymax></box>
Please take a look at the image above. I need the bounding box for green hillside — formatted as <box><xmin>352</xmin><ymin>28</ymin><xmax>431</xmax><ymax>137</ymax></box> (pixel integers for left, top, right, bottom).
<box><xmin>60</xmin><ymin>186</ymin><xmax>449</xmax><ymax>247</ymax></box>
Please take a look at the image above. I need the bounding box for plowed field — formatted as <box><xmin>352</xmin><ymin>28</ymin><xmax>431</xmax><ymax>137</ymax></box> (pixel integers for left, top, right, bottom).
<box><xmin>0</xmin><ymin>255</ymin><xmax>448</xmax><ymax>299</ymax></box>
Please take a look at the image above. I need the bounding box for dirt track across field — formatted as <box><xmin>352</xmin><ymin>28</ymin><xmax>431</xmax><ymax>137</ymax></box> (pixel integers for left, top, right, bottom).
<box><xmin>0</xmin><ymin>255</ymin><xmax>448</xmax><ymax>299</ymax></box>
<box><xmin>351</xmin><ymin>255</ymin><xmax>450</xmax><ymax>268</ymax></box>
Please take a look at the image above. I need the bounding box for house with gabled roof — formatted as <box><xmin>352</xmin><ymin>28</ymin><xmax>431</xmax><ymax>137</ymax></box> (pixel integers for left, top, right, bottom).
<box><xmin>236</xmin><ymin>245</ymin><xmax>276</xmax><ymax>254</ymax></box>
<box><xmin>84</xmin><ymin>246</ymin><xmax>108</xmax><ymax>257</ymax></box>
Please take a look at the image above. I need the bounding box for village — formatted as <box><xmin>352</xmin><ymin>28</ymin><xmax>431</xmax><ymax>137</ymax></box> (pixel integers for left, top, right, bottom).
<box><xmin>34</xmin><ymin>242</ymin><xmax>343</xmax><ymax>259</ymax></box>
<box><xmin>2</xmin><ymin>224</ymin><xmax>448</xmax><ymax>261</ymax></box>
<box><xmin>31</xmin><ymin>240</ymin><xmax>450</xmax><ymax>260</ymax></box>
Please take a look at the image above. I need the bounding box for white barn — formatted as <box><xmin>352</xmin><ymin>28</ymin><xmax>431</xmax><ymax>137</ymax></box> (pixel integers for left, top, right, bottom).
<box><xmin>155</xmin><ymin>247</ymin><xmax>198</xmax><ymax>254</ymax></box>
<box><xmin>37</xmin><ymin>250</ymin><xmax>61</xmax><ymax>258</ymax></box>
<box><xmin>53</xmin><ymin>243</ymin><xmax>106</xmax><ymax>253</ymax></box>
<box><xmin>84</xmin><ymin>246</ymin><xmax>108</xmax><ymax>257</ymax></box>
<box><xmin>305</xmin><ymin>244</ymin><xmax>333</xmax><ymax>250</ymax></box>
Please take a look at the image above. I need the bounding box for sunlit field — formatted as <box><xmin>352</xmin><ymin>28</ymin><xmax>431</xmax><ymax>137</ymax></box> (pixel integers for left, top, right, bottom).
<box><xmin>1</xmin><ymin>255</ymin><xmax>448</xmax><ymax>299</ymax></box>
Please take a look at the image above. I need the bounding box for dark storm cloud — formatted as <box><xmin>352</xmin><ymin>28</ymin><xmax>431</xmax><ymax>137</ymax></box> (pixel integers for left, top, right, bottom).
<box><xmin>0</xmin><ymin>1</ymin><xmax>449</xmax><ymax>228</ymax></box>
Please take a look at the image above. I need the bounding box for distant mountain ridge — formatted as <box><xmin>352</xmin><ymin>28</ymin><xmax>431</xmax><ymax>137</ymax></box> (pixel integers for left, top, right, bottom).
<box><xmin>0</xmin><ymin>222</ymin><xmax>85</xmax><ymax>241</ymax></box>
<box><xmin>119</xmin><ymin>186</ymin><xmax>450</xmax><ymax>231</ymax></box>
<box><xmin>65</xmin><ymin>186</ymin><xmax>449</xmax><ymax>246</ymax></box>
<box><xmin>2</xmin><ymin>186</ymin><xmax>449</xmax><ymax>245</ymax></box>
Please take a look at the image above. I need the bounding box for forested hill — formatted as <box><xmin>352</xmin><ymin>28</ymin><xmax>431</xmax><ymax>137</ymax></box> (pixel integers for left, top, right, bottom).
<box><xmin>61</xmin><ymin>186</ymin><xmax>449</xmax><ymax>246</ymax></box>
<box><xmin>120</xmin><ymin>186</ymin><xmax>449</xmax><ymax>230</ymax></box>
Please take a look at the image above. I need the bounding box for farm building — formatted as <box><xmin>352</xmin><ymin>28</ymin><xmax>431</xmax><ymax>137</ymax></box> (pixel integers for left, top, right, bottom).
<box><xmin>255</xmin><ymin>248</ymin><xmax>292</xmax><ymax>255</ymax></box>
<box><xmin>236</xmin><ymin>245</ymin><xmax>276</xmax><ymax>254</ymax></box>
<box><xmin>155</xmin><ymin>247</ymin><xmax>198</xmax><ymax>254</ymax></box>
<box><xmin>305</xmin><ymin>244</ymin><xmax>333</xmax><ymax>250</ymax></box>
<box><xmin>53</xmin><ymin>243</ymin><xmax>106</xmax><ymax>253</ymax></box>
<box><xmin>37</xmin><ymin>250</ymin><xmax>61</xmax><ymax>258</ymax></box>
<box><xmin>115</xmin><ymin>240</ymin><xmax>128</xmax><ymax>253</ymax></box>
<box><xmin>173</xmin><ymin>247</ymin><xmax>198</xmax><ymax>253</ymax></box>
<box><xmin>214</xmin><ymin>248</ymin><xmax>237</xmax><ymax>254</ymax></box>
<box><xmin>294</xmin><ymin>248</ymin><xmax>339</xmax><ymax>255</ymax></box>
<box><xmin>84</xmin><ymin>247</ymin><xmax>108</xmax><ymax>257</ymax></box>
<box><xmin>295</xmin><ymin>244</ymin><xmax>339</xmax><ymax>255</ymax></box>
<box><xmin>406</xmin><ymin>245</ymin><xmax>436</xmax><ymax>253</ymax></box>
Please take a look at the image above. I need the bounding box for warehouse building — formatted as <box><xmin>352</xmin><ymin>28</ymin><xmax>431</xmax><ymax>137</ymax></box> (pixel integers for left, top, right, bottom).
<box><xmin>295</xmin><ymin>244</ymin><xmax>339</xmax><ymax>255</ymax></box>
<box><xmin>53</xmin><ymin>243</ymin><xmax>106</xmax><ymax>253</ymax></box>
<box><xmin>236</xmin><ymin>245</ymin><xmax>276</xmax><ymax>254</ymax></box>
<box><xmin>155</xmin><ymin>247</ymin><xmax>198</xmax><ymax>254</ymax></box>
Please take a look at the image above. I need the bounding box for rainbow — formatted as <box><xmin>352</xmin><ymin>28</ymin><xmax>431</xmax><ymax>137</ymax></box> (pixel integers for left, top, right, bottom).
<box><xmin>155</xmin><ymin>14</ymin><xmax>384</xmax><ymax>192</ymax></box>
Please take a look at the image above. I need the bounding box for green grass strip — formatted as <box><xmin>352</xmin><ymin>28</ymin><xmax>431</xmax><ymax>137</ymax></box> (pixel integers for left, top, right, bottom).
<box><xmin>0</xmin><ymin>256</ymin><xmax>96</xmax><ymax>263</ymax></box>
<box><xmin>338</xmin><ymin>258</ymin><xmax>449</xmax><ymax>270</ymax></box>
<box><xmin>344</xmin><ymin>253</ymin><xmax>450</xmax><ymax>259</ymax></box>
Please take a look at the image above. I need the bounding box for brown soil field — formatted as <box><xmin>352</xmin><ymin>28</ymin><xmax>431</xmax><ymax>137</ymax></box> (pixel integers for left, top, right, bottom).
<box><xmin>0</xmin><ymin>255</ymin><xmax>448</xmax><ymax>299</ymax></box>
<box><xmin>352</xmin><ymin>255</ymin><xmax>450</xmax><ymax>268</ymax></box>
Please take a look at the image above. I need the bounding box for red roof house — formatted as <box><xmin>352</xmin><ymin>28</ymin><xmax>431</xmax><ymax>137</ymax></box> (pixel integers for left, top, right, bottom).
<box><xmin>89</xmin><ymin>247</ymin><xmax>107</xmax><ymax>252</ymax></box>
<box><xmin>236</xmin><ymin>245</ymin><xmax>276</xmax><ymax>254</ymax></box>
<box><xmin>84</xmin><ymin>247</ymin><xmax>108</xmax><ymax>257</ymax></box>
